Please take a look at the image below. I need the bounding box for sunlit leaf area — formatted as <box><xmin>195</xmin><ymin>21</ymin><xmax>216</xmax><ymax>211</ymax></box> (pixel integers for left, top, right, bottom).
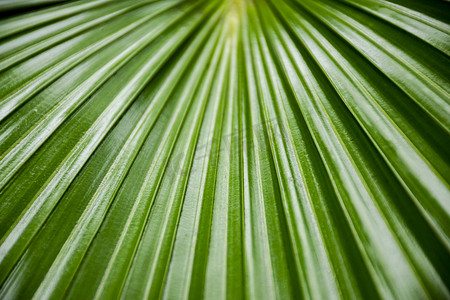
<box><xmin>0</xmin><ymin>0</ymin><xmax>449</xmax><ymax>299</ymax></box>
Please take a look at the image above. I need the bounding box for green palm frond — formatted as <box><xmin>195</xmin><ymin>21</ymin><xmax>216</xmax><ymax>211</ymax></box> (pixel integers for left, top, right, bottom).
<box><xmin>0</xmin><ymin>0</ymin><xmax>449</xmax><ymax>299</ymax></box>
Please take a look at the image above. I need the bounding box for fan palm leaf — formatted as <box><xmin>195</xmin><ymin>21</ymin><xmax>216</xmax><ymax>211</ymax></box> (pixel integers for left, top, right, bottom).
<box><xmin>0</xmin><ymin>0</ymin><xmax>449</xmax><ymax>299</ymax></box>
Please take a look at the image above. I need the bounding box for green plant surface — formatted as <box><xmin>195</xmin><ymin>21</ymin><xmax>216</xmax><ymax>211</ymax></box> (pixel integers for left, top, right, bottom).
<box><xmin>0</xmin><ymin>0</ymin><xmax>449</xmax><ymax>299</ymax></box>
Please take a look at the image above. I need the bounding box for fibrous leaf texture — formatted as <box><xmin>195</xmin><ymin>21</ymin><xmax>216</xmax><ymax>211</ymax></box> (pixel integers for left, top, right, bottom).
<box><xmin>0</xmin><ymin>0</ymin><xmax>449</xmax><ymax>299</ymax></box>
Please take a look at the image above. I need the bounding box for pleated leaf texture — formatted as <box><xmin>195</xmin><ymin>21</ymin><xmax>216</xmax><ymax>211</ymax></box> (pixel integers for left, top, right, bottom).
<box><xmin>0</xmin><ymin>0</ymin><xmax>449</xmax><ymax>299</ymax></box>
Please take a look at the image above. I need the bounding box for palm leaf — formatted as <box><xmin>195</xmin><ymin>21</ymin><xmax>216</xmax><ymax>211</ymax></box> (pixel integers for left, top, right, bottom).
<box><xmin>0</xmin><ymin>0</ymin><xmax>449</xmax><ymax>299</ymax></box>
